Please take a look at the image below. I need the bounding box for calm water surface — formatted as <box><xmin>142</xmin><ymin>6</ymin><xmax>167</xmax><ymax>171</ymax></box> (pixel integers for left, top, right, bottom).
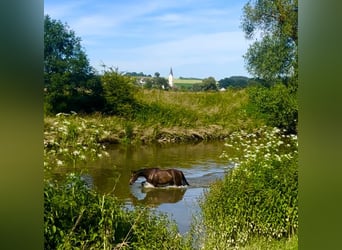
<box><xmin>55</xmin><ymin>141</ymin><xmax>235</xmax><ymax>234</ymax></box>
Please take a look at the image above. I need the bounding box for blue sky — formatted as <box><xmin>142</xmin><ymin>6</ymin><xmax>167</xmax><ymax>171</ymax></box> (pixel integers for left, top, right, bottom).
<box><xmin>44</xmin><ymin>0</ymin><xmax>252</xmax><ymax>80</ymax></box>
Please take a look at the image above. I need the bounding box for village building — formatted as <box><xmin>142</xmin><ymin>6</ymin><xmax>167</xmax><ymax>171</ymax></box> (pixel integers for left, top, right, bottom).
<box><xmin>168</xmin><ymin>67</ymin><xmax>174</xmax><ymax>88</ymax></box>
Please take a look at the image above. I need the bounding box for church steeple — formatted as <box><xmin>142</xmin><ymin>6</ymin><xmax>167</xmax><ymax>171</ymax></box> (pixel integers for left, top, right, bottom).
<box><xmin>168</xmin><ymin>67</ymin><xmax>174</xmax><ymax>88</ymax></box>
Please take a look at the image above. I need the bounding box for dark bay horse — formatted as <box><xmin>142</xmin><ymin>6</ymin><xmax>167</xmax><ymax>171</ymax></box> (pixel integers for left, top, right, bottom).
<box><xmin>129</xmin><ymin>168</ymin><xmax>190</xmax><ymax>187</ymax></box>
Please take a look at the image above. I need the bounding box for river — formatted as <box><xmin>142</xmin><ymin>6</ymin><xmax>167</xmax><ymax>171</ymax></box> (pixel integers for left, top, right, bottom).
<box><xmin>53</xmin><ymin>141</ymin><xmax>235</xmax><ymax>234</ymax></box>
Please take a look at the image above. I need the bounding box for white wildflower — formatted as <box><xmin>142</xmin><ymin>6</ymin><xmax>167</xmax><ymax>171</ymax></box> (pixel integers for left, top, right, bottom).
<box><xmin>73</xmin><ymin>150</ymin><xmax>80</xmax><ymax>156</ymax></box>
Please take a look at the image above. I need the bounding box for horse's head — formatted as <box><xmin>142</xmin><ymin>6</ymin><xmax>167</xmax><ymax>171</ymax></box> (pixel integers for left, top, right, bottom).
<box><xmin>129</xmin><ymin>171</ymin><xmax>138</xmax><ymax>185</ymax></box>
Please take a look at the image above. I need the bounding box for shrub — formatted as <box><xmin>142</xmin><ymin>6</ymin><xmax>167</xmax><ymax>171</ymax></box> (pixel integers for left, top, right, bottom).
<box><xmin>101</xmin><ymin>68</ymin><xmax>138</xmax><ymax>117</ymax></box>
<box><xmin>246</xmin><ymin>84</ymin><xmax>298</xmax><ymax>133</ymax></box>
<box><xmin>200</xmin><ymin>127</ymin><xmax>298</xmax><ymax>248</ymax></box>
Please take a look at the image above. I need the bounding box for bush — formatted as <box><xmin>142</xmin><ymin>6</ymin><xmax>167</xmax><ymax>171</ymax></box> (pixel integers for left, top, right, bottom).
<box><xmin>44</xmin><ymin>174</ymin><xmax>188</xmax><ymax>249</ymax></box>
<box><xmin>102</xmin><ymin>68</ymin><xmax>138</xmax><ymax>117</ymax></box>
<box><xmin>246</xmin><ymin>84</ymin><xmax>298</xmax><ymax>133</ymax></box>
<box><xmin>200</xmin><ymin>127</ymin><xmax>298</xmax><ymax>248</ymax></box>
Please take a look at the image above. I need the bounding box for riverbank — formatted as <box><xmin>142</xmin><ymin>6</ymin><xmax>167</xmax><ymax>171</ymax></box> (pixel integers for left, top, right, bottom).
<box><xmin>44</xmin><ymin>89</ymin><xmax>260</xmax><ymax>170</ymax></box>
<box><xmin>44</xmin><ymin>89</ymin><xmax>260</xmax><ymax>146</ymax></box>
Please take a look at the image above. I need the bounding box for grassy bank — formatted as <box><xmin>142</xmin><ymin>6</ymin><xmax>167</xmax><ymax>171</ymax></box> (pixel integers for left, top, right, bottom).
<box><xmin>45</xmin><ymin>88</ymin><xmax>257</xmax><ymax>145</ymax></box>
<box><xmin>196</xmin><ymin>126</ymin><xmax>298</xmax><ymax>249</ymax></box>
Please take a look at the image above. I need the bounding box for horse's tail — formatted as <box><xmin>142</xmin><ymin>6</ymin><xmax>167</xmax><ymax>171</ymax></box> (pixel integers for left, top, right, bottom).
<box><xmin>181</xmin><ymin>172</ymin><xmax>190</xmax><ymax>186</ymax></box>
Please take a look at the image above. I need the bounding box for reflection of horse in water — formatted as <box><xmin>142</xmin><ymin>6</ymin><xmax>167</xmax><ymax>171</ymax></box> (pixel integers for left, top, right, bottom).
<box><xmin>129</xmin><ymin>168</ymin><xmax>190</xmax><ymax>187</ymax></box>
<box><xmin>130</xmin><ymin>187</ymin><xmax>187</xmax><ymax>207</ymax></box>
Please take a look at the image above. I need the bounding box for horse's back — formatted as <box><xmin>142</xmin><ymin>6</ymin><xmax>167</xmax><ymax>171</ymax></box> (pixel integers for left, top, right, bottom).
<box><xmin>137</xmin><ymin>168</ymin><xmax>189</xmax><ymax>187</ymax></box>
<box><xmin>166</xmin><ymin>168</ymin><xmax>189</xmax><ymax>186</ymax></box>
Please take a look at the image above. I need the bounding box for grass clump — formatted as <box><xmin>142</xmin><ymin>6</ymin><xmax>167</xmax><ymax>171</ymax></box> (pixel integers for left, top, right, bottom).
<box><xmin>44</xmin><ymin>173</ymin><xmax>188</xmax><ymax>249</ymax></box>
<box><xmin>199</xmin><ymin>126</ymin><xmax>298</xmax><ymax>249</ymax></box>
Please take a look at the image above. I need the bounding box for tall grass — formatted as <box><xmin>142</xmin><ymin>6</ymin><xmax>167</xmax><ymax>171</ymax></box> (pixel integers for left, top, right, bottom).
<box><xmin>134</xmin><ymin>89</ymin><xmax>255</xmax><ymax>128</ymax></box>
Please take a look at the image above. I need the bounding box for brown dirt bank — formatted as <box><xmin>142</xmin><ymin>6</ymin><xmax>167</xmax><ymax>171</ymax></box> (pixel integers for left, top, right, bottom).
<box><xmin>98</xmin><ymin>125</ymin><xmax>234</xmax><ymax>145</ymax></box>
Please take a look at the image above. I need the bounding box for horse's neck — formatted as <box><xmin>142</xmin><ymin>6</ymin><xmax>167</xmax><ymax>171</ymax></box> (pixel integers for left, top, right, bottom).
<box><xmin>137</xmin><ymin>169</ymin><xmax>153</xmax><ymax>178</ymax></box>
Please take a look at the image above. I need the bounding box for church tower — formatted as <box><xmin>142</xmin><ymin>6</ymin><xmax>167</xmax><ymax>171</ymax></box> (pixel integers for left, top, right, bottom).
<box><xmin>168</xmin><ymin>67</ymin><xmax>174</xmax><ymax>88</ymax></box>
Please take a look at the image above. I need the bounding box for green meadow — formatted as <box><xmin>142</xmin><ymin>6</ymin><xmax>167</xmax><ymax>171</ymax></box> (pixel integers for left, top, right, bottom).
<box><xmin>173</xmin><ymin>78</ymin><xmax>203</xmax><ymax>89</ymax></box>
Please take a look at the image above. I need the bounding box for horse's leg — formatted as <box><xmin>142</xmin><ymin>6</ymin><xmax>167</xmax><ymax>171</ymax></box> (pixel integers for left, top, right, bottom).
<box><xmin>172</xmin><ymin>171</ymin><xmax>177</xmax><ymax>186</ymax></box>
<box><xmin>182</xmin><ymin>172</ymin><xmax>189</xmax><ymax>186</ymax></box>
<box><xmin>150</xmin><ymin>169</ymin><xmax>157</xmax><ymax>187</ymax></box>
<box><xmin>179</xmin><ymin>172</ymin><xmax>184</xmax><ymax>186</ymax></box>
<box><xmin>172</xmin><ymin>171</ymin><xmax>179</xmax><ymax>186</ymax></box>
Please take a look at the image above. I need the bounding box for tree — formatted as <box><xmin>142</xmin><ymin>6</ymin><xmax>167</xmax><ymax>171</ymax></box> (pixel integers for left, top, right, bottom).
<box><xmin>44</xmin><ymin>15</ymin><xmax>104</xmax><ymax>114</ymax></box>
<box><xmin>241</xmin><ymin>0</ymin><xmax>298</xmax><ymax>133</ymax></box>
<box><xmin>218</xmin><ymin>76</ymin><xmax>249</xmax><ymax>89</ymax></box>
<box><xmin>143</xmin><ymin>72</ymin><xmax>170</xmax><ymax>90</ymax></box>
<box><xmin>201</xmin><ymin>77</ymin><xmax>218</xmax><ymax>91</ymax></box>
<box><xmin>241</xmin><ymin>0</ymin><xmax>298</xmax><ymax>89</ymax></box>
